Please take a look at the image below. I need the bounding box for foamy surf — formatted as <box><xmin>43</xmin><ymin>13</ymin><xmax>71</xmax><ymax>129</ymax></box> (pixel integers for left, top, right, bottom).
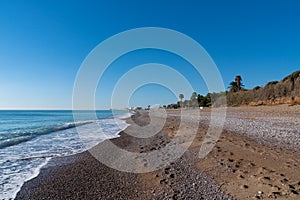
<box><xmin>0</xmin><ymin>120</ymin><xmax>94</xmax><ymax>149</ymax></box>
<box><xmin>0</xmin><ymin>110</ymin><xmax>131</xmax><ymax>200</ymax></box>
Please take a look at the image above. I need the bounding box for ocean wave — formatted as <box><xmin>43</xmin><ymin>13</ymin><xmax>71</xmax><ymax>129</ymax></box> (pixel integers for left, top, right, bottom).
<box><xmin>3</xmin><ymin>155</ymin><xmax>55</xmax><ymax>163</ymax></box>
<box><xmin>0</xmin><ymin>120</ymin><xmax>94</xmax><ymax>149</ymax></box>
<box><xmin>116</xmin><ymin>111</ymin><xmax>134</xmax><ymax>119</ymax></box>
<box><xmin>0</xmin><ymin>110</ymin><xmax>131</xmax><ymax>200</ymax></box>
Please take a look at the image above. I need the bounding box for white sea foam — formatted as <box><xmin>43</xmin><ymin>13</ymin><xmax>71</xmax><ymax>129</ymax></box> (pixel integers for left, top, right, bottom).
<box><xmin>117</xmin><ymin>111</ymin><xmax>133</xmax><ymax>119</ymax></box>
<box><xmin>0</xmin><ymin>112</ymin><xmax>130</xmax><ymax>200</ymax></box>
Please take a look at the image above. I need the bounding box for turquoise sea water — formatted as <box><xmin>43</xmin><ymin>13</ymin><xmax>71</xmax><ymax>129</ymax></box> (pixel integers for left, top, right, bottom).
<box><xmin>0</xmin><ymin>110</ymin><xmax>130</xmax><ymax>200</ymax></box>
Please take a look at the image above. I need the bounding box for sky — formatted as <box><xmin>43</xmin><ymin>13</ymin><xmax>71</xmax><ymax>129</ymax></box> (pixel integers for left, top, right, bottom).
<box><xmin>0</xmin><ymin>0</ymin><xmax>300</xmax><ymax>109</ymax></box>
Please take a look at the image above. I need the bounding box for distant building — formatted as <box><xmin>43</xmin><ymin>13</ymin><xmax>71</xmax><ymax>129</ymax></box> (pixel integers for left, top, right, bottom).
<box><xmin>128</xmin><ymin>107</ymin><xmax>143</xmax><ymax>111</ymax></box>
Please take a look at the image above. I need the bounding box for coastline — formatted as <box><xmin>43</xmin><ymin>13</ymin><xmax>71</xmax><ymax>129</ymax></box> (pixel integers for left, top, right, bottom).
<box><xmin>15</xmin><ymin>110</ymin><xmax>230</xmax><ymax>199</ymax></box>
<box><xmin>8</xmin><ymin>111</ymin><xmax>131</xmax><ymax>200</ymax></box>
<box><xmin>15</xmin><ymin>105</ymin><xmax>300</xmax><ymax>199</ymax></box>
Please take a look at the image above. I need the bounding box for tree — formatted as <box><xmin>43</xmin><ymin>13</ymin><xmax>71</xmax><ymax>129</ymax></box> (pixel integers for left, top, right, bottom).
<box><xmin>197</xmin><ymin>94</ymin><xmax>202</xmax><ymax>105</ymax></box>
<box><xmin>190</xmin><ymin>92</ymin><xmax>198</xmax><ymax>109</ymax></box>
<box><xmin>183</xmin><ymin>100</ymin><xmax>190</xmax><ymax>108</ymax></box>
<box><xmin>229</xmin><ymin>75</ymin><xmax>245</xmax><ymax>92</ymax></box>
<box><xmin>235</xmin><ymin>75</ymin><xmax>245</xmax><ymax>91</ymax></box>
<box><xmin>235</xmin><ymin>75</ymin><xmax>242</xmax><ymax>91</ymax></box>
<box><xmin>179</xmin><ymin>94</ymin><xmax>184</xmax><ymax>108</ymax></box>
<box><xmin>228</xmin><ymin>81</ymin><xmax>239</xmax><ymax>92</ymax></box>
<box><xmin>198</xmin><ymin>94</ymin><xmax>210</xmax><ymax>107</ymax></box>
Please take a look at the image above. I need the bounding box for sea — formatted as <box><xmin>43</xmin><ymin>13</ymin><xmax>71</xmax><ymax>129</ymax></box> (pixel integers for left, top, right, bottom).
<box><xmin>0</xmin><ymin>110</ymin><xmax>131</xmax><ymax>200</ymax></box>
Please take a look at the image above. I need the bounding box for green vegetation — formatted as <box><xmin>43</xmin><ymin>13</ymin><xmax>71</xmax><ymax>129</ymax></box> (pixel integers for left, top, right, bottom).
<box><xmin>266</xmin><ymin>81</ymin><xmax>279</xmax><ymax>86</ymax></box>
<box><xmin>253</xmin><ymin>86</ymin><xmax>261</xmax><ymax>90</ymax></box>
<box><xmin>167</xmin><ymin>92</ymin><xmax>212</xmax><ymax>109</ymax></box>
<box><xmin>228</xmin><ymin>75</ymin><xmax>245</xmax><ymax>92</ymax></box>
<box><xmin>165</xmin><ymin>70</ymin><xmax>300</xmax><ymax>109</ymax></box>
<box><xmin>282</xmin><ymin>70</ymin><xmax>300</xmax><ymax>82</ymax></box>
<box><xmin>226</xmin><ymin>71</ymin><xmax>300</xmax><ymax>106</ymax></box>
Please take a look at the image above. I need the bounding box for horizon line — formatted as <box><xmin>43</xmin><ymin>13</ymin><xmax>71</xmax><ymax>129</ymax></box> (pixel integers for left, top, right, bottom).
<box><xmin>0</xmin><ymin>108</ymin><xmax>129</xmax><ymax>111</ymax></box>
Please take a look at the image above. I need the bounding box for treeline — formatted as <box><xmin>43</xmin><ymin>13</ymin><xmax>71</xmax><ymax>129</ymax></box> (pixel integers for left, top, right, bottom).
<box><xmin>164</xmin><ymin>92</ymin><xmax>212</xmax><ymax>109</ymax></box>
<box><xmin>166</xmin><ymin>70</ymin><xmax>300</xmax><ymax>108</ymax></box>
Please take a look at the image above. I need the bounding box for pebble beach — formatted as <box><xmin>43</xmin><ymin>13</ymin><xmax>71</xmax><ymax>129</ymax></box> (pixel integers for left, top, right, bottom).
<box><xmin>16</xmin><ymin>105</ymin><xmax>300</xmax><ymax>199</ymax></box>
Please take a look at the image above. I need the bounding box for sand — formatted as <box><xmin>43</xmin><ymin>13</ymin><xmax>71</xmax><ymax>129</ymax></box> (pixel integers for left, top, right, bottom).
<box><xmin>170</xmin><ymin>105</ymin><xmax>300</xmax><ymax>199</ymax></box>
<box><xmin>16</xmin><ymin>105</ymin><xmax>300</xmax><ymax>199</ymax></box>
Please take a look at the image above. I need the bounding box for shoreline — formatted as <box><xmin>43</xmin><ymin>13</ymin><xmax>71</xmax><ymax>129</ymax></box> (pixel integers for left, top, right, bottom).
<box><xmin>15</xmin><ymin>105</ymin><xmax>300</xmax><ymax>199</ymax></box>
<box><xmin>14</xmin><ymin>112</ymin><xmax>141</xmax><ymax>199</ymax></box>
<box><xmin>15</xmin><ymin>110</ymin><xmax>230</xmax><ymax>199</ymax></box>
<box><xmin>9</xmin><ymin>112</ymin><xmax>132</xmax><ymax>200</ymax></box>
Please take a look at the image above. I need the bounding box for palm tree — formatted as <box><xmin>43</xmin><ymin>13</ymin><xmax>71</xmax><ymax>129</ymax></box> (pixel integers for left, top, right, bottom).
<box><xmin>228</xmin><ymin>81</ymin><xmax>239</xmax><ymax>92</ymax></box>
<box><xmin>235</xmin><ymin>75</ymin><xmax>242</xmax><ymax>91</ymax></box>
<box><xmin>190</xmin><ymin>92</ymin><xmax>197</xmax><ymax>109</ymax></box>
<box><xmin>179</xmin><ymin>94</ymin><xmax>184</xmax><ymax>108</ymax></box>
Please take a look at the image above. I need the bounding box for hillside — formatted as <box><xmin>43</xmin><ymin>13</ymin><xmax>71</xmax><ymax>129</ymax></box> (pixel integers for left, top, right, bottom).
<box><xmin>226</xmin><ymin>70</ymin><xmax>300</xmax><ymax>106</ymax></box>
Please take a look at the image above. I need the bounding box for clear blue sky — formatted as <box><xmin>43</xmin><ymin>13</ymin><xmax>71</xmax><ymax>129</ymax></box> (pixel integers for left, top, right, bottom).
<box><xmin>0</xmin><ymin>0</ymin><xmax>299</xmax><ymax>109</ymax></box>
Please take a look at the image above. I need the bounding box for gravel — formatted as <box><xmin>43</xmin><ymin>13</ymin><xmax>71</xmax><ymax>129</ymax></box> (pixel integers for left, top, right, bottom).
<box><xmin>169</xmin><ymin>106</ymin><xmax>300</xmax><ymax>151</ymax></box>
<box><xmin>15</xmin><ymin>111</ymin><xmax>233</xmax><ymax>200</ymax></box>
